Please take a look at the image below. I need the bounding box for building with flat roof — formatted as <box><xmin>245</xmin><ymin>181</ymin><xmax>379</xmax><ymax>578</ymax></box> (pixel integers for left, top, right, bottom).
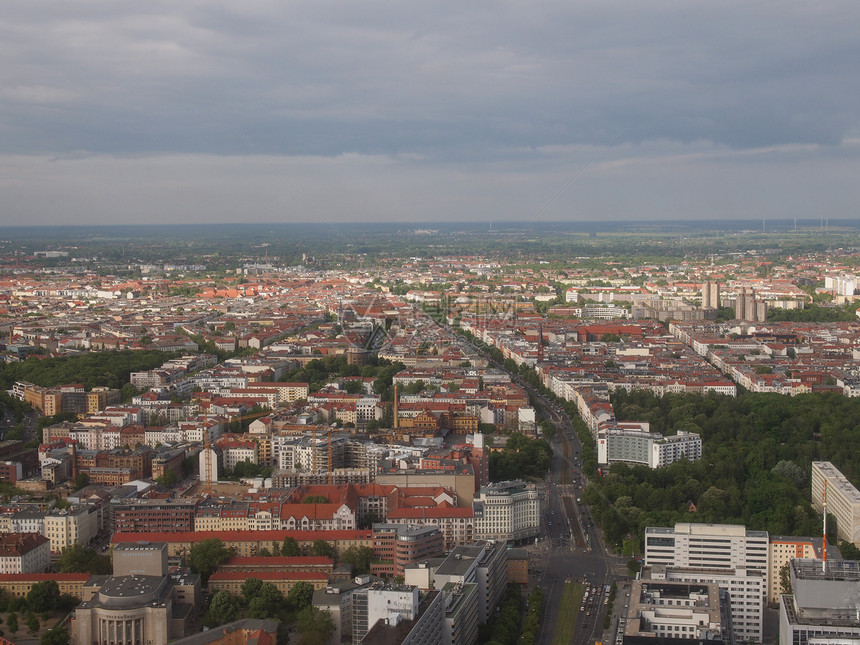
<box><xmin>433</xmin><ymin>541</ymin><xmax>506</xmax><ymax>625</ymax></box>
<box><xmin>622</xmin><ymin>580</ymin><xmax>734</xmax><ymax>645</ymax></box>
<box><xmin>644</xmin><ymin>565</ymin><xmax>763</xmax><ymax>644</ymax></box>
<box><xmin>441</xmin><ymin>581</ymin><xmax>479</xmax><ymax>645</ymax></box>
<box><xmin>112</xmin><ymin>541</ymin><xmax>168</xmax><ymax>577</ymax></box>
<box><xmin>767</xmin><ymin>536</ymin><xmax>822</xmax><ymax>605</ymax></box>
<box><xmin>779</xmin><ymin>559</ymin><xmax>860</xmax><ymax>645</ymax></box>
<box><xmin>811</xmin><ymin>461</ymin><xmax>860</xmax><ymax>546</ymax></box>
<box><xmin>597</xmin><ymin>428</ymin><xmax>702</xmax><ymax>469</ymax></box>
<box><xmin>359</xmin><ymin>588</ymin><xmax>446</xmax><ymax>645</ymax></box>
<box><xmin>644</xmin><ymin>524</ymin><xmax>769</xmax><ymax>643</ymax></box>
<box><xmin>372</xmin><ymin>524</ymin><xmax>445</xmax><ymax>578</ymax></box>
<box><xmin>472</xmin><ymin>480</ymin><xmax>540</xmax><ymax>543</ymax></box>
<box><xmin>352</xmin><ymin>583</ymin><xmax>421</xmax><ymax>645</ymax></box>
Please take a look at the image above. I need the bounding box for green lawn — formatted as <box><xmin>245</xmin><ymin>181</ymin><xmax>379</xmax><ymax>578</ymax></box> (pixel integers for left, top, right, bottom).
<box><xmin>551</xmin><ymin>583</ymin><xmax>585</xmax><ymax>645</ymax></box>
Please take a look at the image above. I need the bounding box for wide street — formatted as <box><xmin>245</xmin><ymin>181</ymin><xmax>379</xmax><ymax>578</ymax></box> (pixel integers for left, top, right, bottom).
<box><xmin>449</xmin><ymin>327</ymin><xmax>629</xmax><ymax>644</ymax></box>
<box><xmin>523</xmin><ymin>384</ymin><xmax>629</xmax><ymax>645</ymax></box>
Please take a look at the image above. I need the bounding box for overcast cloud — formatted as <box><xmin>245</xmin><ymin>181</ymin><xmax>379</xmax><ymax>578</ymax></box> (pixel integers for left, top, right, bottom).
<box><xmin>2</xmin><ymin>1</ymin><xmax>859</xmax><ymax>226</ymax></box>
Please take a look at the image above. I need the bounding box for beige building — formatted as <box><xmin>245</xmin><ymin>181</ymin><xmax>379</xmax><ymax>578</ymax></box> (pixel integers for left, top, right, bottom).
<box><xmin>472</xmin><ymin>480</ymin><xmax>540</xmax><ymax>543</ymax></box>
<box><xmin>72</xmin><ymin>542</ymin><xmax>201</xmax><ymax>645</ymax></box>
<box><xmin>811</xmin><ymin>461</ymin><xmax>860</xmax><ymax>546</ymax></box>
<box><xmin>44</xmin><ymin>505</ymin><xmax>98</xmax><ymax>555</ymax></box>
<box><xmin>768</xmin><ymin>536</ymin><xmax>821</xmax><ymax>604</ymax></box>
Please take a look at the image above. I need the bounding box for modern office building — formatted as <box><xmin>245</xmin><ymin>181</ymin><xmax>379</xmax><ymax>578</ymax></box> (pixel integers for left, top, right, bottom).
<box><xmin>472</xmin><ymin>480</ymin><xmax>540</xmax><ymax>543</ymax></box>
<box><xmin>359</xmin><ymin>588</ymin><xmax>446</xmax><ymax>645</ymax></box>
<box><xmin>645</xmin><ymin>523</ymin><xmax>769</xmax><ymax>642</ymax></box>
<box><xmin>433</xmin><ymin>541</ymin><xmax>507</xmax><ymax>625</ymax></box>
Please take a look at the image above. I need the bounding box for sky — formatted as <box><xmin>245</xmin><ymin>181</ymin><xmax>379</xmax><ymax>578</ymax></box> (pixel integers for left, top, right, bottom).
<box><xmin>2</xmin><ymin>1</ymin><xmax>859</xmax><ymax>227</ymax></box>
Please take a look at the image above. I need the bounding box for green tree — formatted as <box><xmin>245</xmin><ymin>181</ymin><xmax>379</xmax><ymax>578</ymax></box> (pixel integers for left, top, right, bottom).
<box><xmin>302</xmin><ymin>495</ymin><xmax>329</xmax><ymax>504</ymax></box>
<box><xmin>26</xmin><ymin>611</ymin><xmax>39</xmax><ymax>635</ymax></box>
<box><xmin>287</xmin><ymin>581</ymin><xmax>315</xmax><ymax>613</ymax></box>
<box><xmin>840</xmin><ymin>541</ymin><xmax>860</xmax><ymax>560</ymax></box>
<box><xmin>340</xmin><ymin>545</ymin><xmax>373</xmax><ymax>574</ymax></box>
<box><xmin>6</xmin><ymin>612</ymin><xmax>17</xmax><ymax>635</ymax></box>
<box><xmin>295</xmin><ymin>606</ymin><xmax>336</xmax><ymax>645</ymax></box>
<box><xmin>309</xmin><ymin>539</ymin><xmax>337</xmax><ymax>560</ymax></box>
<box><xmin>27</xmin><ymin>580</ymin><xmax>60</xmax><ymax>613</ymax></box>
<box><xmin>241</xmin><ymin>577</ymin><xmax>264</xmax><ymax>603</ymax></box>
<box><xmin>73</xmin><ymin>472</ymin><xmax>90</xmax><ymax>490</ymax></box>
<box><xmin>206</xmin><ymin>590</ymin><xmax>238</xmax><ymax>626</ymax></box>
<box><xmin>248</xmin><ymin>582</ymin><xmax>284</xmax><ymax>619</ymax></box>
<box><xmin>281</xmin><ymin>537</ymin><xmax>301</xmax><ymax>557</ymax></box>
<box><xmin>41</xmin><ymin>626</ymin><xmax>71</xmax><ymax>645</ymax></box>
<box><xmin>779</xmin><ymin>563</ymin><xmax>792</xmax><ymax>596</ymax></box>
<box><xmin>57</xmin><ymin>545</ymin><xmax>111</xmax><ymax>574</ymax></box>
<box><xmin>189</xmin><ymin>539</ymin><xmax>231</xmax><ymax>584</ymax></box>
<box><xmin>157</xmin><ymin>470</ymin><xmax>178</xmax><ymax>487</ymax></box>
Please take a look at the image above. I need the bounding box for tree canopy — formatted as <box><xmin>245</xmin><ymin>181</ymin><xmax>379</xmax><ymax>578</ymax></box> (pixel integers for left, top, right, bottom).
<box><xmin>295</xmin><ymin>606</ymin><xmax>336</xmax><ymax>645</ymax></box>
<box><xmin>57</xmin><ymin>545</ymin><xmax>111</xmax><ymax>575</ymax></box>
<box><xmin>188</xmin><ymin>538</ymin><xmax>231</xmax><ymax>584</ymax></box>
<box><xmin>27</xmin><ymin>580</ymin><xmax>60</xmax><ymax>613</ymax></box>
<box><xmin>584</xmin><ymin>389</ymin><xmax>860</xmax><ymax>550</ymax></box>
<box><xmin>0</xmin><ymin>349</ymin><xmax>176</xmax><ymax>390</ymax></box>
<box><xmin>489</xmin><ymin>433</ymin><xmax>552</xmax><ymax>482</ymax></box>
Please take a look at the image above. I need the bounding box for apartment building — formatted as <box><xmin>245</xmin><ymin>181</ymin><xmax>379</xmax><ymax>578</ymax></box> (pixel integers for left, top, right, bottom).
<box><xmin>44</xmin><ymin>506</ymin><xmax>98</xmax><ymax>555</ymax></box>
<box><xmin>597</xmin><ymin>428</ymin><xmax>702</xmax><ymax>469</ymax></box>
<box><xmin>811</xmin><ymin>461</ymin><xmax>860</xmax><ymax>546</ymax></box>
<box><xmin>768</xmin><ymin>536</ymin><xmax>821</xmax><ymax>604</ymax></box>
<box><xmin>0</xmin><ymin>532</ymin><xmax>51</xmax><ymax>573</ymax></box>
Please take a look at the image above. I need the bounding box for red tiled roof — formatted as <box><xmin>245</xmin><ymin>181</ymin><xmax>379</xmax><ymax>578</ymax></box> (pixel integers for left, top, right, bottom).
<box><xmin>221</xmin><ymin>556</ymin><xmax>332</xmax><ymax>567</ymax></box>
<box><xmin>209</xmin><ymin>570</ymin><xmax>328</xmax><ymax>582</ymax></box>
<box><xmin>0</xmin><ymin>573</ymin><xmax>90</xmax><ymax>582</ymax></box>
<box><xmin>387</xmin><ymin>506</ymin><xmax>473</xmax><ymax>519</ymax></box>
<box><xmin>111</xmin><ymin>529</ymin><xmax>371</xmax><ymax>543</ymax></box>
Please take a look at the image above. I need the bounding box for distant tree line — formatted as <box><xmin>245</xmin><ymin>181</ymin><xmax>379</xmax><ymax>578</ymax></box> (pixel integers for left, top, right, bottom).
<box><xmin>0</xmin><ymin>350</ymin><xmax>176</xmax><ymax>391</ymax></box>
<box><xmin>767</xmin><ymin>301</ymin><xmax>857</xmax><ymax>322</ymax></box>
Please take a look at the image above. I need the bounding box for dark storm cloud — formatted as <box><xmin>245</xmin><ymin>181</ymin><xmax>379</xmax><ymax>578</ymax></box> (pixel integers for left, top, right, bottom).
<box><xmin>1</xmin><ymin>1</ymin><xmax>859</xmax><ymax>224</ymax></box>
<box><xmin>3</xmin><ymin>1</ymin><xmax>859</xmax><ymax>156</ymax></box>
